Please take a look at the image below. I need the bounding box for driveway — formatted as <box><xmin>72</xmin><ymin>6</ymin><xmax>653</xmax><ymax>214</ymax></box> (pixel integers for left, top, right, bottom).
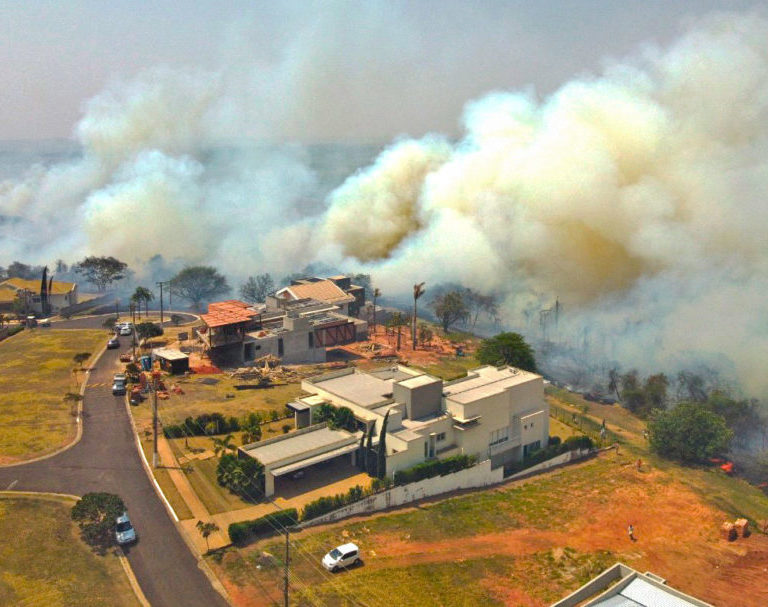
<box><xmin>0</xmin><ymin>332</ymin><xmax>227</xmax><ymax>607</ymax></box>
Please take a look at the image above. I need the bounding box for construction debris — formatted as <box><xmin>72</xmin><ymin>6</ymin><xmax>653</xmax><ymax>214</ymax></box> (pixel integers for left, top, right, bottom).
<box><xmin>734</xmin><ymin>518</ymin><xmax>749</xmax><ymax>538</ymax></box>
<box><xmin>721</xmin><ymin>522</ymin><xmax>736</xmax><ymax>541</ymax></box>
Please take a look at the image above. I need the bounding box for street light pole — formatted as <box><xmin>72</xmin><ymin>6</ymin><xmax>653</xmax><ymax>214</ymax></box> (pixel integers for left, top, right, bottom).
<box><xmin>284</xmin><ymin>529</ymin><xmax>289</xmax><ymax>607</ymax></box>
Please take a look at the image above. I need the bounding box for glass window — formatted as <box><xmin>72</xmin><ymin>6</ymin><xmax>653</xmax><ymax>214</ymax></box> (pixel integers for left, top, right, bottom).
<box><xmin>436</xmin><ymin>432</ymin><xmax>446</xmax><ymax>442</ymax></box>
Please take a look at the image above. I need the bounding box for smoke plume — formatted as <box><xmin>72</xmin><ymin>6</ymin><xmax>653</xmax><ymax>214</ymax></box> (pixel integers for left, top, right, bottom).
<box><xmin>320</xmin><ymin>13</ymin><xmax>768</xmax><ymax>396</ymax></box>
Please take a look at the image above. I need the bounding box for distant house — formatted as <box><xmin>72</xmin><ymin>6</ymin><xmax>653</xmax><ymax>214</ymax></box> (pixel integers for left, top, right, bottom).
<box><xmin>0</xmin><ymin>277</ymin><xmax>78</xmax><ymax>315</ymax></box>
<box><xmin>552</xmin><ymin>562</ymin><xmax>713</xmax><ymax>607</ymax></box>
<box><xmin>241</xmin><ymin>364</ymin><xmax>549</xmax><ymax>496</ymax></box>
<box><xmin>198</xmin><ymin>297</ymin><xmax>367</xmax><ymax>366</ymax></box>
<box><xmin>274</xmin><ymin>276</ymin><xmax>365</xmax><ymax>317</ymax></box>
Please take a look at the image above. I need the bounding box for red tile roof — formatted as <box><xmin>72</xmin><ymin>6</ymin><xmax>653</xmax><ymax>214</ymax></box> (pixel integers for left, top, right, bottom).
<box><xmin>201</xmin><ymin>300</ymin><xmax>257</xmax><ymax>328</ymax></box>
<box><xmin>276</xmin><ymin>280</ymin><xmax>354</xmax><ymax>304</ymax></box>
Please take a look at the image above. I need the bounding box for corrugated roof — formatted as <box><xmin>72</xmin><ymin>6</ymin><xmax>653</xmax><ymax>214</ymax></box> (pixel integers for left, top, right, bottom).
<box><xmin>1</xmin><ymin>277</ymin><xmax>76</xmax><ymax>295</ymax></box>
<box><xmin>201</xmin><ymin>299</ymin><xmax>257</xmax><ymax>328</ymax></box>
<box><xmin>276</xmin><ymin>280</ymin><xmax>354</xmax><ymax>304</ymax></box>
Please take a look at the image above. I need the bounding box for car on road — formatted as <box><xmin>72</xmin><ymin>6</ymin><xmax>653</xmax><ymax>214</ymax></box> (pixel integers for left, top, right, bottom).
<box><xmin>39</xmin><ymin>318</ymin><xmax>52</xmax><ymax>327</ymax></box>
<box><xmin>115</xmin><ymin>512</ymin><xmax>137</xmax><ymax>545</ymax></box>
<box><xmin>119</xmin><ymin>325</ymin><xmax>132</xmax><ymax>336</ymax></box>
<box><xmin>112</xmin><ymin>377</ymin><xmax>127</xmax><ymax>395</ymax></box>
<box><xmin>322</xmin><ymin>542</ymin><xmax>360</xmax><ymax>572</ymax></box>
<box><xmin>107</xmin><ymin>336</ymin><xmax>120</xmax><ymax>349</ymax></box>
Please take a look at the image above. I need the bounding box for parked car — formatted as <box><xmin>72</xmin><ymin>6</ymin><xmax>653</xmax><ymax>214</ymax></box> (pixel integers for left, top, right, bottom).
<box><xmin>322</xmin><ymin>542</ymin><xmax>360</xmax><ymax>572</ymax></box>
<box><xmin>39</xmin><ymin>318</ymin><xmax>52</xmax><ymax>327</ymax></box>
<box><xmin>119</xmin><ymin>325</ymin><xmax>132</xmax><ymax>336</ymax></box>
<box><xmin>107</xmin><ymin>337</ymin><xmax>120</xmax><ymax>349</ymax></box>
<box><xmin>112</xmin><ymin>378</ymin><xmax>127</xmax><ymax>395</ymax></box>
<box><xmin>115</xmin><ymin>512</ymin><xmax>136</xmax><ymax>545</ymax></box>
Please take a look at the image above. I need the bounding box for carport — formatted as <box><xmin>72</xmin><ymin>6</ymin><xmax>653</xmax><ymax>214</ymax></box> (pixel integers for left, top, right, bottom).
<box><xmin>239</xmin><ymin>424</ymin><xmax>362</xmax><ymax>497</ymax></box>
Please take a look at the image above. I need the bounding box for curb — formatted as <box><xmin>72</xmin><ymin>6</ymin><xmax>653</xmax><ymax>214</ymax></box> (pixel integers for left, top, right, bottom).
<box><xmin>0</xmin><ymin>343</ymin><xmax>108</xmax><ymax>468</ymax></box>
<box><xmin>122</xmin><ymin>393</ymin><xmax>231</xmax><ymax>604</ymax></box>
<box><xmin>0</xmin><ymin>491</ymin><xmax>150</xmax><ymax>607</ymax></box>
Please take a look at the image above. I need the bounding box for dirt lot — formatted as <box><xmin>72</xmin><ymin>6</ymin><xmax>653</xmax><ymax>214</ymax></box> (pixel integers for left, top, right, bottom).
<box><xmin>211</xmin><ymin>451</ymin><xmax>768</xmax><ymax>606</ymax></box>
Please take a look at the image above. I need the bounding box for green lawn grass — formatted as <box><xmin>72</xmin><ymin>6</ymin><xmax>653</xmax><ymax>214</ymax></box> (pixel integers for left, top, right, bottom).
<box><xmin>0</xmin><ymin>328</ymin><xmax>106</xmax><ymax>462</ymax></box>
<box><xmin>0</xmin><ymin>495</ymin><xmax>138</xmax><ymax>607</ymax></box>
<box><xmin>138</xmin><ymin>435</ymin><xmax>194</xmax><ymax>520</ymax></box>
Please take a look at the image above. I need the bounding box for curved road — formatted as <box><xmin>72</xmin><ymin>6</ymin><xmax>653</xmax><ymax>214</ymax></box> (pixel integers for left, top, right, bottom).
<box><xmin>0</xmin><ymin>314</ymin><xmax>227</xmax><ymax>607</ymax></box>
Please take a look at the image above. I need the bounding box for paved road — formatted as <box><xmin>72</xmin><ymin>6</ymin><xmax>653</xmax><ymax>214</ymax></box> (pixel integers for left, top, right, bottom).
<box><xmin>52</xmin><ymin>311</ymin><xmax>198</xmax><ymax>330</ymax></box>
<box><xmin>0</xmin><ymin>330</ymin><xmax>227</xmax><ymax>607</ymax></box>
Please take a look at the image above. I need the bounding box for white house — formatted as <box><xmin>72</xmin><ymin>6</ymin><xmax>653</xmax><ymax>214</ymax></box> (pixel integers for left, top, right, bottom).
<box><xmin>240</xmin><ymin>364</ymin><xmax>549</xmax><ymax>496</ymax></box>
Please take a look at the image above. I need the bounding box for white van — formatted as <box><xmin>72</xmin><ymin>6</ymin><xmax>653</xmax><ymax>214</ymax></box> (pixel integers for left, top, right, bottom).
<box><xmin>322</xmin><ymin>542</ymin><xmax>360</xmax><ymax>572</ymax></box>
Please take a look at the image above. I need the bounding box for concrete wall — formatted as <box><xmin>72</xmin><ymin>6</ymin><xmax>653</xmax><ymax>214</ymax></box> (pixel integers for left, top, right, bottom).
<box><xmin>506</xmin><ymin>448</ymin><xmax>590</xmax><ymax>480</ymax></box>
<box><xmin>299</xmin><ymin>458</ymin><xmax>504</xmax><ymax>528</ymax></box>
<box><xmin>394</xmin><ymin>379</ymin><xmax>442</xmax><ymax>420</ymax></box>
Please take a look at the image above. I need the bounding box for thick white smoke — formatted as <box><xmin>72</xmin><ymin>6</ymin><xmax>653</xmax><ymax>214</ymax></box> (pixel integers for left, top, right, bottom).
<box><xmin>320</xmin><ymin>13</ymin><xmax>768</xmax><ymax>396</ymax></box>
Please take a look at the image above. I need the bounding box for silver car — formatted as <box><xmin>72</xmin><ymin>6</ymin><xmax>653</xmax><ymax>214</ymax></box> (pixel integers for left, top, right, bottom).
<box><xmin>115</xmin><ymin>512</ymin><xmax>137</xmax><ymax>545</ymax></box>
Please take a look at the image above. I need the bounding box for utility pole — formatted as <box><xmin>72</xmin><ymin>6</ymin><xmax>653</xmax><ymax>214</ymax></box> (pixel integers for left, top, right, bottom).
<box><xmin>284</xmin><ymin>529</ymin><xmax>290</xmax><ymax>607</ymax></box>
<box><xmin>157</xmin><ymin>281</ymin><xmax>164</xmax><ymax>327</ymax></box>
<box><xmin>115</xmin><ymin>299</ymin><xmax>119</xmax><ymax>320</ymax></box>
<box><xmin>152</xmin><ymin>374</ymin><xmax>159</xmax><ymax>468</ymax></box>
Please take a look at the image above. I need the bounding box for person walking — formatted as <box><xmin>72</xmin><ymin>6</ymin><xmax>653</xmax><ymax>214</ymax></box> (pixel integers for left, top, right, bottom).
<box><xmin>628</xmin><ymin>524</ymin><xmax>636</xmax><ymax>541</ymax></box>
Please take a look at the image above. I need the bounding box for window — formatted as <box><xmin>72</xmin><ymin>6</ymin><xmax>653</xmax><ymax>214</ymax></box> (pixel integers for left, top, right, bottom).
<box><xmin>308</xmin><ymin>332</ymin><xmax>314</xmax><ymax>348</ymax></box>
<box><xmin>424</xmin><ymin>442</ymin><xmax>428</xmax><ymax>457</ymax></box>
<box><xmin>489</xmin><ymin>426</ymin><xmax>510</xmax><ymax>447</ymax></box>
<box><xmin>436</xmin><ymin>432</ymin><xmax>446</xmax><ymax>442</ymax></box>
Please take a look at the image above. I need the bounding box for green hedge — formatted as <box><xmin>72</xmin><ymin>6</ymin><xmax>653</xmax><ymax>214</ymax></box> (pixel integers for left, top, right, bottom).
<box><xmin>228</xmin><ymin>508</ymin><xmax>298</xmax><ymax>545</ymax></box>
<box><xmin>300</xmin><ymin>485</ymin><xmax>366</xmax><ymax>522</ymax></box>
<box><xmin>504</xmin><ymin>435</ymin><xmax>593</xmax><ymax>476</ymax></box>
<box><xmin>4</xmin><ymin>326</ymin><xmax>24</xmax><ymax>338</ymax></box>
<box><xmin>393</xmin><ymin>454</ymin><xmax>477</xmax><ymax>486</ymax></box>
<box><xmin>163</xmin><ymin>412</ymin><xmax>240</xmax><ymax>438</ymax></box>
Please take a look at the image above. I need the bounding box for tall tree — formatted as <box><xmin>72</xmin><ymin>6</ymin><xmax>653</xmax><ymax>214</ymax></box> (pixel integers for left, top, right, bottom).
<box><xmin>608</xmin><ymin>368</ymin><xmax>621</xmax><ymax>401</ymax></box>
<box><xmin>365</xmin><ymin>423</ymin><xmax>375</xmax><ymax>474</ymax></box>
<box><xmin>73</xmin><ymin>256</ymin><xmax>128</xmax><ymax>292</ymax></box>
<box><xmin>170</xmin><ymin>266</ymin><xmax>230</xmax><ymax>311</ymax></box>
<box><xmin>430</xmin><ymin>290</ymin><xmax>469</xmax><ymax>333</ymax></box>
<box><xmin>131</xmin><ymin>286</ymin><xmax>154</xmax><ymax>318</ymax></box>
<box><xmin>71</xmin><ymin>492</ymin><xmax>126</xmax><ymax>552</ymax></box>
<box><xmin>7</xmin><ymin>261</ymin><xmax>40</xmax><ymax>279</ymax></box>
<box><xmin>371</xmin><ymin>287</ymin><xmax>381</xmax><ymax>334</ymax></box>
<box><xmin>240</xmin><ymin>273</ymin><xmax>275</xmax><ymax>303</ymax></box>
<box><xmin>412</xmin><ymin>282</ymin><xmax>425</xmax><ymax>349</ymax></box>
<box><xmin>377</xmin><ymin>410</ymin><xmax>390</xmax><ymax>479</ymax></box>
<box><xmin>648</xmin><ymin>403</ymin><xmax>732</xmax><ymax>463</ymax></box>
<box><xmin>388</xmin><ymin>311</ymin><xmax>409</xmax><ymax>350</ymax></box>
<box><xmin>40</xmin><ymin>266</ymin><xmax>50</xmax><ymax>316</ymax></box>
<box><xmin>476</xmin><ymin>332</ymin><xmax>537</xmax><ymax>371</ymax></box>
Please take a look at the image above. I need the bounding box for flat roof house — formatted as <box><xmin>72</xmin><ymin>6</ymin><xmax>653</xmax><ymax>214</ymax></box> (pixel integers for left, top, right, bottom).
<box><xmin>241</xmin><ymin>364</ymin><xmax>548</xmax><ymax>496</ymax></box>
<box><xmin>552</xmin><ymin>562</ymin><xmax>714</xmax><ymax>607</ymax></box>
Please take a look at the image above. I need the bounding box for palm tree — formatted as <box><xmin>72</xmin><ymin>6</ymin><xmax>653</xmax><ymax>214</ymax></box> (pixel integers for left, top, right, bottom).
<box><xmin>371</xmin><ymin>287</ymin><xmax>381</xmax><ymax>335</ymax></box>
<box><xmin>211</xmin><ymin>433</ymin><xmax>236</xmax><ymax>458</ymax></box>
<box><xmin>412</xmin><ymin>282</ymin><xmax>425</xmax><ymax>349</ymax></box>
<box><xmin>196</xmin><ymin>520</ymin><xmax>220</xmax><ymax>553</ymax></box>
<box><xmin>131</xmin><ymin>286</ymin><xmax>154</xmax><ymax>319</ymax></box>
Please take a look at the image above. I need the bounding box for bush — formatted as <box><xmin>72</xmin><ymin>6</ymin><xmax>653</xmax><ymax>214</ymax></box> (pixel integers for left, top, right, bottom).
<box><xmin>563</xmin><ymin>435</ymin><xmax>593</xmax><ymax>451</ymax></box>
<box><xmin>228</xmin><ymin>509</ymin><xmax>298</xmax><ymax>545</ymax></box>
<box><xmin>163</xmin><ymin>412</ymin><xmax>240</xmax><ymax>438</ymax></box>
<box><xmin>649</xmin><ymin>402</ymin><xmax>732</xmax><ymax>463</ymax></box>
<box><xmin>548</xmin><ymin>435</ymin><xmax>561</xmax><ymax>446</ymax></box>
<box><xmin>300</xmin><ymin>485</ymin><xmax>367</xmax><ymax>521</ymax></box>
<box><xmin>216</xmin><ymin>453</ymin><xmax>265</xmax><ymax>499</ymax></box>
<box><xmin>5</xmin><ymin>326</ymin><xmax>24</xmax><ymax>338</ymax></box>
<box><xmin>393</xmin><ymin>454</ymin><xmax>477</xmax><ymax>486</ymax></box>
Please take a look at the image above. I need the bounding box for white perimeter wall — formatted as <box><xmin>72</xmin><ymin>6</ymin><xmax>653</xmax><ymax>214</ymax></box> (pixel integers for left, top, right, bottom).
<box><xmin>298</xmin><ymin>459</ymin><xmax>504</xmax><ymax>528</ymax></box>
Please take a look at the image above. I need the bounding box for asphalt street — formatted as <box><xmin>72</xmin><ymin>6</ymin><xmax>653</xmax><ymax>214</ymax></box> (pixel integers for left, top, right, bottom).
<box><xmin>0</xmin><ymin>314</ymin><xmax>227</xmax><ymax>607</ymax></box>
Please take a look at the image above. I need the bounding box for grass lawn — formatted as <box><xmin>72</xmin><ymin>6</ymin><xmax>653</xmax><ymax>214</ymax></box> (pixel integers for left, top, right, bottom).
<box><xmin>549</xmin><ymin>416</ymin><xmax>579</xmax><ymax>441</ymax></box>
<box><xmin>0</xmin><ymin>328</ymin><xmax>106</xmax><ymax>463</ymax></box>
<box><xmin>0</xmin><ymin>495</ymin><xmax>138</xmax><ymax>607</ymax></box>
<box><xmin>414</xmin><ymin>354</ymin><xmax>479</xmax><ymax>381</ymax></box>
<box><xmin>138</xmin><ymin>434</ymin><xmax>194</xmax><ymax>520</ymax></box>
<box><xmin>131</xmin><ymin>377</ymin><xmax>304</xmax><ymax>428</ymax></box>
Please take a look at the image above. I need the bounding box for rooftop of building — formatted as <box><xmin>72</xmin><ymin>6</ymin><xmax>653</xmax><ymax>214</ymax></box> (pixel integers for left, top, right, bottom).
<box><xmin>1</xmin><ymin>277</ymin><xmax>77</xmax><ymax>295</ymax></box>
<box><xmin>443</xmin><ymin>365</ymin><xmax>540</xmax><ymax>405</ymax></box>
<box><xmin>240</xmin><ymin>425</ymin><xmax>359</xmax><ymax>467</ymax></box>
<box><xmin>311</xmin><ymin>370</ymin><xmax>395</xmax><ymax>408</ymax></box>
<box><xmin>276</xmin><ymin>279</ymin><xmax>355</xmax><ymax>304</ymax></box>
<box><xmin>201</xmin><ymin>299</ymin><xmax>258</xmax><ymax>328</ymax></box>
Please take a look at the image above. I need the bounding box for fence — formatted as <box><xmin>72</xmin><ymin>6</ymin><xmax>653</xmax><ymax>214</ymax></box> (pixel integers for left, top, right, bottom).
<box><xmin>549</xmin><ymin>401</ymin><xmax>621</xmax><ymax>446</ymax></box>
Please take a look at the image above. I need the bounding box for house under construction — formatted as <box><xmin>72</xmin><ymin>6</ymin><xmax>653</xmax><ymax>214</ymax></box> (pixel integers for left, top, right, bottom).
<box><xmin>198</xmin><ymin>296</ymin><xmax>367</xmax><ymax>366</ymax></box>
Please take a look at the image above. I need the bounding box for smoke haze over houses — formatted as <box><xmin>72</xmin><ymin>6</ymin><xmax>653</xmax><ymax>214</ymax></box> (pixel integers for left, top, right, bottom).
<box><xmin>2</xmin><ymin>3</ymin><xmax>768</xmax><ymax>395</ymax></box>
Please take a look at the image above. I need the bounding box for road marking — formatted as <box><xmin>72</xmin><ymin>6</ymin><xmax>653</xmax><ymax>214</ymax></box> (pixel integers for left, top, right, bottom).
<box><xmin>5</xmin><ymin>480</ymin><xmax>18</xmax><ymax>490</ymax></box>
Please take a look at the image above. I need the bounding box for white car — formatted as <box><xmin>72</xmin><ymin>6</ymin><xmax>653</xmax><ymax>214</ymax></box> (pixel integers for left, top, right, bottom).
<box><xmin>322</xmin><ymin>542</ymin><xmax>360</xmax><ymax>572</ymax></box>
<box><xmin>115</xmin><ymin>512</ymin><xmax>137</xmax><ymax>545</ymax></box>
<box><xmin>119</xmin><ymin>325</ymin><xmax>132</xmax><ymax>336</ymax></box>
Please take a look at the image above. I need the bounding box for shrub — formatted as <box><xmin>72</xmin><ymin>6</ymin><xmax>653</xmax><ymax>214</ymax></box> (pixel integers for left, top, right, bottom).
<box><xmin>649</xmin><ymin>402</ymin><xmax>732</xmax><ymax>463</ymax></box>
<box><xmin>281</xmin><ymin>424</ymin><xmax>291</xmax><ymax>434</ymax></box>
<box><xmin>163</xmin><ymin>412</ymin><xmax>240</xmax><ymax>438</ymax></box>
<box><xmin>228</xmin><ymin>509</ymin><xmax>298</xmax><ymax>545</ymax></box>
<box><xmin>548</xmin><ymin>435</ymin><xmax>562</xmax><ymax>446</ymax></box>
<box><xmin>393</xmin><ymin>454</ymin><xmax>477</xmax><ymax>486</ymax></box>
<box><xmin>6</xmin><ymin>326</ymin><xmax>24</xmax><ymax>338</ymax></box>
<box><xmin>563</xmin><ymin>435</ymin><xmax>593</xmax><ymax>451</ymax></box>
<box><xmin>216</xmin><ymin>453</ymin><xmax>265</xmax><ymax>500</ymax></box>
<box><xmin>300</xmin><ymin>485</ymin><xmax>367</xmax><ymax>521</ymax></box>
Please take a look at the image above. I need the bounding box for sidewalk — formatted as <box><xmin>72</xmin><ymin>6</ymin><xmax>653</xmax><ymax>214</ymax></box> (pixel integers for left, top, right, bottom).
<box><xmin>155</xmin><ymin>435</ymin><xmax>230</xmax><ymax>552</ymax></box>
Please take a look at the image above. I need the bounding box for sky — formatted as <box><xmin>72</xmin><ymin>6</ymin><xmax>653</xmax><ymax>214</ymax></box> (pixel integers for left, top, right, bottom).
<box><xmin>1</xmin><ymin>0</ymin><xmax>763</xmax><ymax>141</ymax></box>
